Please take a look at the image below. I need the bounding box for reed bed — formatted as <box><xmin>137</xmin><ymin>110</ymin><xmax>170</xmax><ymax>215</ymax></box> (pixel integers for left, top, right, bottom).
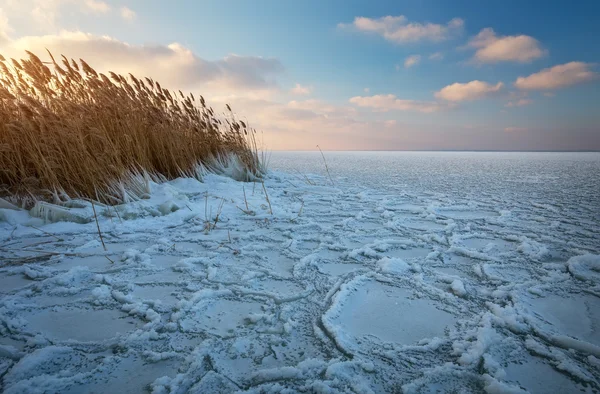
<box><xmin>0</xmin><ymin>50</ymin><xmax>264</xmax><ymax>208</ymax></box>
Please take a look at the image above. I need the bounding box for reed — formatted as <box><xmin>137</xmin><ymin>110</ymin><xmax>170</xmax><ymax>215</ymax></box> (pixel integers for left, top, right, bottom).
<box><xmin>0</xmin><ymin>50</ymin><xmax>264</xmax><ymax>207</ymax></box>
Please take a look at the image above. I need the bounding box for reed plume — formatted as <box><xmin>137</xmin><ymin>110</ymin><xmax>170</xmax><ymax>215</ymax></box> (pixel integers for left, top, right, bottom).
<box><xmin>0</xmin><ymin>50</ymin><xmax>264</xmax><ymax>207</ymax></box>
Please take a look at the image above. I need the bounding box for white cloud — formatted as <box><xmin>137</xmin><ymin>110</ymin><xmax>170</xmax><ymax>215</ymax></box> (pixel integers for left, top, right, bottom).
<box><xmin>120</xmin><ymin>7</ymin><xmax>136</xmax><ymax>21</ymax></box>
<box><xmin>290</xmin><ymin>83</ymin><xmax>312</xmax><ymax>96</ymax></box>
<box><xmin>364</xmin><ymin>87</ymin><xmax>370</xmax><ymax>93</ymax></box>
<box><xmin>287</xmin><ymin>99</ymin><xmax>356</xmax><ymax>118</ymax></box>
<box><xmin>384</xmin><ymin>119</ymin><xmax>397</xmax><ymax>128</ymax></box>
<box><xmin>467</xmin><ymin>28</ymin><xmax>545</xmax><ymax>63</ymax></box>
<box><xmin>404</xmin><ymin>54</ymin><xmax>421</xmax><ymax>68</ymax></box>
<box><xmin>2</xmin><ymin>0</ymin><xmax>113</xmax><ymax>32</ymax></box>
<box><xmin>85</xmin><ymin>0</ymin><xmax>110</xmax><ymax>13</ymax></box>
<box><xmin>514</xmin><ymin>62</ymin><xmax>598</xmax><ymax>90</ymax></box>
<box><xmin>435</xmin><ymin>80</ymin><xmax>504</xmax><ymax>102</ymax></box>
<box><xmin>505</xmin><ymin>98</ymin><xmax>533</xmax><ymax>107</ymax></box>
<box><xmin>429</xmin><ymin>52</ymin><xmax>444</xmax><ymax>60</ymax></box>
<box><xmin>0</xmin><ymin>31</ymin><xmax>284</xmax><ymax>95</ymax></box>
<box><xmin>217</xmin><ymin>97</ymin><xmax>370</xmax><ymax>149</ymax></box>
<box><xmin>339</xmin><ymin>15</ymin><xmax>464</xmax><ymax>44</ymax></box>
<box><xmin>0</xmin><ymin>9</ymin><xmax>12</xmax><ymax>45</ymax></box>
<box><xmin>505</xmin><ymin>127</ymin><xmax>528</xmax><ymax>132</ymax></box>
<box><xmin>349</xmin><ymin>94</ymin><xmax>444</xmax><ymax>113</ymax></box>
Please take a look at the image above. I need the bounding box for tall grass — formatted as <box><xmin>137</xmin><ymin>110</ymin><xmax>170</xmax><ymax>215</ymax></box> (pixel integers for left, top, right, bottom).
<box><xmin>0</xmin><ymin>50</ymin><xmax>264</xmax><ymax>207</ymax></box>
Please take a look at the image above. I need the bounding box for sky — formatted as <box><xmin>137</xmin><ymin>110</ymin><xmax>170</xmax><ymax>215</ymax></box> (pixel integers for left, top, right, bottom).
<box><xmin>0</xmin><ymin>0</ymin><xmax>599</xmax><ymax>150</ymax></box>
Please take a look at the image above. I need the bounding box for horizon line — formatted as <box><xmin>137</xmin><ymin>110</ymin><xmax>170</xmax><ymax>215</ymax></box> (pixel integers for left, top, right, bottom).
<box><xmin>267</xmin><ymin>149</ymin><xmax>600</xmax><ymax>153</ymax></box>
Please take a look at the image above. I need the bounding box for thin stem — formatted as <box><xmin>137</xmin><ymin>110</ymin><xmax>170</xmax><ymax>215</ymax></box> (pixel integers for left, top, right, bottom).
<box><xmin>316</xmin><ymin>145</ymin><xmax>334</xmax><ymax>186</ymax></box>
<box><xmin>91</xmin><ymin>201</ymin><xmax>107</xmax><ymax>251</ymax></box>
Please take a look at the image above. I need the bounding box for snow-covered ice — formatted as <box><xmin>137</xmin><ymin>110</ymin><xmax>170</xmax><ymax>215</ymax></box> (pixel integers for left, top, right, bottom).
<box><xmin>1</xmin><ymin>151</ymin><xmax>599</xmax><ymax>393</ymax></box>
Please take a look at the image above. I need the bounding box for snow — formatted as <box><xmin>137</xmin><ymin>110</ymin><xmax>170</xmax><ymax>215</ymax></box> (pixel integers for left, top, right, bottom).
<box><xmin>567</xmin><ymin>254</ymin><xmax>600</xmax><ymax>282</ymax></box>
<box><xmin>450</xmin><ymin>279</ymin><xmax>467</xmax><ymax>296</ymax></box>
<box><xmin>1</xmin><ymin>151</ymin><xmax>599</xmax><ymax>393</ymax></box>
<box><xmin>376</xmin><ymin>256</ymin><xmax>410</xmax><ymax>274</ymax></box>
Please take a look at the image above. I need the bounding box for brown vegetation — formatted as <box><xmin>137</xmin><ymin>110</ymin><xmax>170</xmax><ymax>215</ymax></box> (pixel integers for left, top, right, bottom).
<box><xmin>0</xmin><ymin>50</ymin><xmax>263</xmax><ymax>207</ymax></box>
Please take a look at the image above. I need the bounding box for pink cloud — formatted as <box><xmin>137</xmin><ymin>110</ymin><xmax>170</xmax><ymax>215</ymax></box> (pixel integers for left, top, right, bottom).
<box><xmin>339</xmin><ymin>15</ymin><xmax>464</xmax><ymax>44</ymax></box>
<box><xmin>515</xmin><ymin>62</ymin><xmax>598</xmax><ymax>90</ymax></box>
<box><xmin>505</xmin><ymin>98</ymin><xmax>533</xmax><ymax>107</ymax></box>
<box><xmin>435</xmin><ymin>80</ymin><xmax>504</xmax><ymax>102</ymax></box>
<box><xmin>467</xmin><ymin>28</ymin><xmax>545</xmax><ymax>63</ymax></box>
<box><xmin>404</xmin><ymin>54</ymin><xmax>421</xmax><ymax>68</ymax></box>
<box><xmin>290</xmin><ymin>83</ymin><xmax>312</xmax><ymax>96</ymax></box>
<box><xmin>349</xmin><ymin>94</ymin><xmax>444</xmax><ymax>113</ymax></box>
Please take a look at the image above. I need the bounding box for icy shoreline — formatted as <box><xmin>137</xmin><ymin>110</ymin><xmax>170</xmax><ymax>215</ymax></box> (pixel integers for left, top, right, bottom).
<box><xmin>1</xmin><ymin>167</ymin><xmax>599</xmax><ymax>393</ymax></box>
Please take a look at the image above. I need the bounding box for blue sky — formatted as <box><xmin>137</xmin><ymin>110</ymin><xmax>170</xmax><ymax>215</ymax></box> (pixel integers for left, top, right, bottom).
<box><xmin>1</xmin><ymin>0</ymin><xmax>599</xmax><ymax>150</ymax></box>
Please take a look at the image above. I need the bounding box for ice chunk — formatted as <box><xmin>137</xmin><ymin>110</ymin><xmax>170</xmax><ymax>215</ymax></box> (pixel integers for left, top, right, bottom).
<box><xmin>377</xmin><ymin>257</ymin><xmax>410</xmax><ymax>275</ymax></box>
<box><xmin>450</xmin><ymin>280</ymin><xmax>466</xmax><ymax>297</ymax></box>
<box><xmin>567</xmin><ymin>254</ymin><xmax>600</xmax><ymax>282</ymax></box>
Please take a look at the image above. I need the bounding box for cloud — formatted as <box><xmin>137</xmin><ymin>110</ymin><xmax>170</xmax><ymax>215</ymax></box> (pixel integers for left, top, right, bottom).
<box><xmin>349</xmin><ymin>94</ymin><xmax>444</xmax><ymax>113</ymax></box>
<box><xmin>404</xmin><ymin>54</ymin><xmax>421</xmax><ymax>68</ymax></box>
<box><xmin>0</xmin><ymin>31</ymin><xmax>285</xmax><ymax>95</ymax></box>
<box><xmin>504</xmin><ymin>99</ymin><xmax>533</xmax><ymax>108</ymax></box>
<box><xmin>467</xmin><ymin>28</ymin><xmax>545</xmax><ymax>63</ymax></box>
<box><xmin>514</xmin><ymin>62</ymin><xmax>598</xmax><ymax>90</ymax></box>
<box><xmin>384</xmin><ymin>120</ymin><xmax>397</xmax><ymax>128</ymax></box>
<box><xmin>84</xmin><ymin>0</ymin><xmax>110</xmax><ymax>13</ymax></box>
<box><xmin>504</xmin><ymin>127</ymin><xmax>528</xmax><ymax>132</ymax></box>
<box><xmin>0</xmin><ymin>9</ymin><xmax>12</xmax><ymax>45</ymax></box>
<box><xmin>120</xmin><ymin>7</ymin><xmax>136</xmax><ymax>21</ymax></box>
<box><xmin>217</xmin><ymin>97</ymin><xmax>365</xmax><ymax>144</ymax></box>
<box><xmin>435</xmin><ymin>80</ymin><xmax>504</xmax><ymax>102</ymax></box>
<box><xmin>290</xmin><ymin>83</ymin><xmax>312</xmax><ymax>96</ymax></box>
<box><xmin>338</xmin><ymin>15</ymin><xmax>464</xmax><ymax>44</ymax></box>
<box><xmin>287</xmin><ymin>99</ymin><xmax>356</xmax><ymax>118</ymax></box>
<box><xmin>364</xmin><ymin>87</ymin><xmax>370</xmax><ymax>93</ymax></box>
<box><xmin>2</xmin><ymin>0</ymin><xmax>113</xmax><ymax>31</ymax></box>
<box><xmin>505</xmin><ymin>98</ymin><xmax>533</xmax><ymax>107</ymax></box>
<box><xmin>429</xmin><ymin>52</ymin><xmax>444</xmax><ymax>60</ymax></box>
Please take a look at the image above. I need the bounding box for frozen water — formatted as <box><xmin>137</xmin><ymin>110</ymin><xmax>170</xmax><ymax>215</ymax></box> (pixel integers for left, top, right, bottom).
<box><xmin>1</xmin><ymin>151</ymin><xmax>599</xmax><ymax>393</ymax></box>
<box><xmin>325</xmin><ymin>279</ymin><xmax>456</xmax><ymax>348</ymax></box>
<box><xmin>23</xmin><ymin>308</ymin><xmax>139</xmax><ymax>342</ymax></box>
<box><xmin>524</xmin><ymin>293</ymin><xmax>600</xmax><ymax>346</ymax></box>
<box><xmin>178</xmin><ymin>298</ymin><xmax>265</xmax><ymax>337</ymax></box>
<box><xmin>386</xmin><ymin>246</ymin><xmax>432</xmax><ymax>259</ymax></box>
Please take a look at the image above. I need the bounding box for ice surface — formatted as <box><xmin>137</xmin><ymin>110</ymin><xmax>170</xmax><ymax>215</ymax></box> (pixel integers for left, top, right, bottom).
<box><xmin>1</xmin><ymin>151</ymin><xmax>599</xmax><ymax>393</ymax></box>
<box><xmin>23</xmin><ymin>308</ymin><xmax>139</xmax><ymax>342</ymax></box>
<box><xmin>324</xmin><ymin>278</ymin><xmax>456</xmax><ymax>349</ymax></box>
<box><xmin>523</xmin><ymin>293</ymin><xmax>600</xmax><ymax>347</ymax></box>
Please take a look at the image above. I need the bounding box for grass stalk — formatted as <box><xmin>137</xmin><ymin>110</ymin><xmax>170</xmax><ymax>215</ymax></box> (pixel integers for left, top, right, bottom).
<box><xmin>243</xmin><ymin>185</ymin><xmax>249</xmax><ymax>211</ymax></box>
<box><xmin>91</xmin><ymin>201</ymin><xmax>107</xmax><ymax>251</ymax></box>
<box><xmin>316</xmin><ymin>145</ymin><xmax>334</xmax><ymax>186</ymax></box>
<box><xmin>261</xmin><ymin>181</ymin><xmax>272</xmax><ymax>215</ymax></box>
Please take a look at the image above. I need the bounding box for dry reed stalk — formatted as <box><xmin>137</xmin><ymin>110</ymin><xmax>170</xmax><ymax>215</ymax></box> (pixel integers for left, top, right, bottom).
<box><xmin>212</xmin><ymin>198</ymin><xmax>225</xmax><ymax>229</ymax></box>
<box><xmin>91</xmin><ymin>201</ymin><xmax>107</xmax><ymax>251</ymax></box>
<box><xmin>0</xmin><ymin>50</ymin><xmax>264</xmax><ymax>207</ymax></box>
<box><xmin>316</xmin><ymin>145</ymin><xmax>334</xmax><ymax>186</ymax></box>
<box><xmin>29</xmin><ymin>225</ymin><xmax>61</xmax><ymax>241</ymax></box>
<box><xmin>261</xmin><ymin>181</ymin><xmax>272</xmax><ymax>215</ymax></box>
<box><xmin>243</xmin><ymin>185</ymin><xmax>249</xmax><ymax>211</ymax></box>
